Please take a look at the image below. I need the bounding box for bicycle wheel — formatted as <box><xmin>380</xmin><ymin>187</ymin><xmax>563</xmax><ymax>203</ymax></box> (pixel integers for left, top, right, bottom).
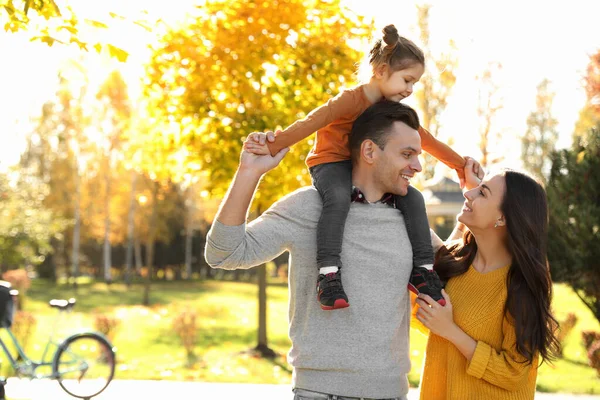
<box><xmin>52</xmin><ymin>333</ymin><xmax>115</xmax><ymax>399</ymax></box>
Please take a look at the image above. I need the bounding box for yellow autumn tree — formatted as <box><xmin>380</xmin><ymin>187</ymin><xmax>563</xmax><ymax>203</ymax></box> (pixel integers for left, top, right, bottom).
<box><xmin>143</xmin><ymin>0</ymin><xmax>371</xmax><ymax>356</ymax></box>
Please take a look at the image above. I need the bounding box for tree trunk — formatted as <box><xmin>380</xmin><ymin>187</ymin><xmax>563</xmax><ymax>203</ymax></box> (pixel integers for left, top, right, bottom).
<box><xmin>255</xmin><ymin>263</ymin><xmax>276</xmax><ymax>358</ymax></box>
<box><xmin>134</xmin><ymin>239</ymin><xmax>142</xmax><ymax>275</ymax></box>
<box><xmin>184</xmin><ymin>193</ymin><xmax>193</xmax><ymax>280</ymax></box>
<box><xmin>125</xmin><ymin>172</ymin><xmax>137</xmax><ymax>286</ymax></box>
<box><xmin>72</xmin><ymin>170</ymin><xmax>81</xmax><ymax>290</ymax></box>
<box><xmin>103</xmin><ymin>177</ymin><xmax>112</xmax><ymax>284</ymax></box>
<box><xmin>143</xmin><ymin>181</ymin><xmax>159</xmax><ymax>306</ymax></box>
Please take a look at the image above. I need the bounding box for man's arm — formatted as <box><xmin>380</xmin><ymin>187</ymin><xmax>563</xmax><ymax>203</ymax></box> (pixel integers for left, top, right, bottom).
<box><xmin>204</xmin><ymin>133</ymin><xmax>291</xmax><ymax>269</ymax></box>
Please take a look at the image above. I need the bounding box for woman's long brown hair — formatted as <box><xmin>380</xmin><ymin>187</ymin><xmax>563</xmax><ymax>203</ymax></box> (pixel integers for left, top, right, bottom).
<box><xmin>434</xmin><ymin>170</ymin><xmax>560</xmax><ymax>364</ymax></box>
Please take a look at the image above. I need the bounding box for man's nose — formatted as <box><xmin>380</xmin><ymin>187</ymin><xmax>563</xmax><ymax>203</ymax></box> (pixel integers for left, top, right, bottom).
<box><xmin>411</xmin><ymin>156</ymin><xmax>422</xmax><ymax>172</ymax></box>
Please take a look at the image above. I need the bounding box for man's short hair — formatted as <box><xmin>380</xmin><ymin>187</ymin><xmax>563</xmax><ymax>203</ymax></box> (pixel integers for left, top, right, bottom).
<box><xmin>349</xmin><ymin>100</ymin><xmax>420</xmax><ymax>164</ymax></box>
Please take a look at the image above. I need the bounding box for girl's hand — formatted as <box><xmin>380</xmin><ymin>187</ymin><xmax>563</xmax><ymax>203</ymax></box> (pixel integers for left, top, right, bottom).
<box><xmin>415</xmin><ymin>290</ymin><xmax>456</xmax><ymax>339</ymax></box>
<box><xmin>461</xmin><ymin>157</ymin><xmax>485</xmax><ymax>191</ymax></box>
<box><xmin>243</xmin><ymin>130</ymin><xmax>277</xmax><ymax>155</ymax></box>
<box><xmin>239</xmin><ymin>131</ymin><xmax>288</xmax><ymax>175</ymax></box>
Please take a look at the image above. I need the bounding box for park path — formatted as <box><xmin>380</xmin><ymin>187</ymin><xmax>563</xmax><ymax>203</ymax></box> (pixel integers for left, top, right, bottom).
<box><xmin>4</xmin><ymin>379</ymin><xmax>600</xmax><ymax>400</ymax></box>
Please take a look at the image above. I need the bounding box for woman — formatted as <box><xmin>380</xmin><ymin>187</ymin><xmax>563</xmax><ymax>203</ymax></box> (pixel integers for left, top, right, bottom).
<box><xmin>415</xmin><ymin>162</ymin><xmax>560</xmax><ymax>399</ymax></box>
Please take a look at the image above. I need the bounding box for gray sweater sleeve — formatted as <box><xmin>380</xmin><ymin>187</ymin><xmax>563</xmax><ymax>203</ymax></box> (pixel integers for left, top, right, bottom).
<box><xmin>204</xmin><ymin>188</ymin><xmax>315</xmax><ymax>270</ymax></box>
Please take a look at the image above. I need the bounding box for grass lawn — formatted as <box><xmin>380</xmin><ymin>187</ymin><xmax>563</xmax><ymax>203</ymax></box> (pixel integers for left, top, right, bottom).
<box><xmin>4</xmin><ymin>278</ymin><xmax>600</xmax><ymax>394</ymax></box>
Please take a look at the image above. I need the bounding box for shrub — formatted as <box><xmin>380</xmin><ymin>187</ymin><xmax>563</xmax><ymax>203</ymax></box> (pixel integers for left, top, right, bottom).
<box><xmin>12</xmin><ymin>311</ymin><xmax>37</xmax><ymax>350</ymax></box>
<box><xmin>172</xmin><ymin>308</ymin><xmax>198</xmax><ymax>366</ymax></box>
<box><xmin>93</xmin><ymin>314</ymin><xmax>121</xmax><ymax>343</ymax></box>
<box><xmin>582</xmin><ymin>331</ymin><xmax>600</xmax><ymax>350</ymax></box>
<box><xmin>556</xmin><ymin>313</ymin><xmax>578</xmax><ymax>356</ymax></box>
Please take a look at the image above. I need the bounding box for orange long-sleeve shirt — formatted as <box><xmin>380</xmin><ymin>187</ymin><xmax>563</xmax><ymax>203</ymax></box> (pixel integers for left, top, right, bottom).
<box><xmin>267</xmin><ymin>85</ymin><xmax>465</xmax><ymax>178</ymax></box>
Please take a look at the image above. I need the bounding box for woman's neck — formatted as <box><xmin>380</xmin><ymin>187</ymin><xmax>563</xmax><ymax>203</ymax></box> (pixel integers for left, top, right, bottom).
<box><xmin>471</xmin><ymin>229</ymin><xmax>512</xmax><ymax>274</ymax></box>
<box><xmin>362</xmin><ymin>78</ymin><xmax>384</xmax><ymax>104</ymax></box>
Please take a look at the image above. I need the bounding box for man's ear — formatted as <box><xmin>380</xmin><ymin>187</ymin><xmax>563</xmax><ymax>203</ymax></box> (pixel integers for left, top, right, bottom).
<box><xmin>361</xmin><ymin>140</ymin><xmax>377</xmax><ymax>165</ymax></box>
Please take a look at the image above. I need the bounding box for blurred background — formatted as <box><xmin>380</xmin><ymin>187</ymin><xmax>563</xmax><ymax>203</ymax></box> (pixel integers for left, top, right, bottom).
<box><xmin>0</xmin><ymin>0</ymin><xmax>599</xmax><ymax>396</ymax></box>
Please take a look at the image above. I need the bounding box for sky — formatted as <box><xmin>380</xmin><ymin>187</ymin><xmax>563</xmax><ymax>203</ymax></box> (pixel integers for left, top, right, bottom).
<box><xmin>0</xmin><ymin>0</ymin><xmax>598</xmax><ymax>173</ymax></box>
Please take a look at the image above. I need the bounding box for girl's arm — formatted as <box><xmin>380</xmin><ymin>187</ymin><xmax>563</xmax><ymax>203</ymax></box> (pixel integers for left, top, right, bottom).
<box><xmin>418</xmin><ymin>126</ymin><xmax>465</xmax><ymax>178</ymax></box>
<box><xmin>266</xmin><ymin>87</ymin><xmax>363</xmax><ymax>156</ymax></box>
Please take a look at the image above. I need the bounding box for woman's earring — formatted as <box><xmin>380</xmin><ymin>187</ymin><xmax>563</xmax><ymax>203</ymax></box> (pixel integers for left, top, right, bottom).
<box><xmin>494</xmin><ymin>221</ymin><xmax>499</xmax><ymax>228</ymax></box>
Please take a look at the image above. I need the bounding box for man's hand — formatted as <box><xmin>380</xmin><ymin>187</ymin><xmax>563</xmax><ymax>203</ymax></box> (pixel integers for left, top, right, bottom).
<box><xmin>239</xmin><ymin>131</ymin><xmax>288</xmax><ymax>176</ymax></box>
<box><xmin>460</xmin><ymin>156</ymin><xmax>484</xmax><ymax>190</ymax></box>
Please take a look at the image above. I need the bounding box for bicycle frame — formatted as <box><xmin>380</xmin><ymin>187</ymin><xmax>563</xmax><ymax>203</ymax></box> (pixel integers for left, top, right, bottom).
<box><xmin>0</xmin><ymin>308</ymin><xmax>87</xmax><ymax>380</ymax></box>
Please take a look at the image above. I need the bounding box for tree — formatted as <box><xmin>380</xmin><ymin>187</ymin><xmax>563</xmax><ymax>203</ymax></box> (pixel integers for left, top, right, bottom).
<box><xmin>144</xmin><ymin>0</ymin><xmax>370</xmax><ymax>356</ymax></box>
<box><xmin>0</xmin><ymin>169</ymin><xmax>66</xmax><ymax>271</ymax></box>
<box><xmin>476</xmin><ymin>62</ymin><xmax>504</xmax><ymax>168</ymax></box>
<box><xmin>521</xmin><ymin>79</ymin><xmax>559</xmax><ymax>181</ymax></box>
<box><xmin>574</xmin><ymin>50</ymin><xmax>600</xmax><ymax>142</ymax></box>
<box><xmin>95</xmin><ymin>70</ymin><xmax>131</xmax><ymax>283</ymax></box>
<box><xmin>547</xmin><ymin>124</ymin><xmax>600</xmax><ymax>323</ymax></box>
<box><xmin>2</xmin><ymin>0</ymin><xmax>129</xmax><ymax>61</ymax></box>
<box><xmin>414</xmin><ymin>4</ymin><xmax>458</xmax><ymax>180</ymax></box>
<box><xmin>585</xmin><ymin>50</ymin><xmax>600</xmax><ymax>115</ymax></box>
<box><xmin>19</xmin><ymin>69</ymin><xmax>92</xmax><ymax>282</ymax></box>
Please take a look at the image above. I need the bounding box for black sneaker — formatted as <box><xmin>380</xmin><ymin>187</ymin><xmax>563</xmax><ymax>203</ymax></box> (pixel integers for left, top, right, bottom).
<box><xmin>408</xmin><ymin>266</ymin><xmax>446</xmax><ymax>306</ymax></box>
<box><xmin>317</xmin><ymin>271</ymin><xmax>349</xmax><ymax>310</ymax></box>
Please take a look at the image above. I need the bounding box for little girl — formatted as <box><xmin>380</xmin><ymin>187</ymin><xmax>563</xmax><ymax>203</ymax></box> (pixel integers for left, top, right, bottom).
<box><xmin>245</xmin><ymin>25</ymin><xmax>473</xmax><ymax>310</ymax></box>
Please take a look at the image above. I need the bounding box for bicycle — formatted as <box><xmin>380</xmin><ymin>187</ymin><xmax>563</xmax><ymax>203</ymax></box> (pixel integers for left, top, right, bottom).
<box><xmin>0</xmin><ymin>280</ymin><xmax>116</xmax><ymax>400</ymax></box>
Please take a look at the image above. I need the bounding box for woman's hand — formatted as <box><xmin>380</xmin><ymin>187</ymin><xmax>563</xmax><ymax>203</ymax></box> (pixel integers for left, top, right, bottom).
<box><xmin>415</xmin><ymin>290</ymin><xmax>457</xmax><ymax>340</ymax></box>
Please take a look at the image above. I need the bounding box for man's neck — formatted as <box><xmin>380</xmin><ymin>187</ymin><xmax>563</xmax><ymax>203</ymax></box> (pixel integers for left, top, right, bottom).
<box><xmin>352</xmin><ymin>166</ymin><xmax>385</xmax><ymax>203</ymax></box>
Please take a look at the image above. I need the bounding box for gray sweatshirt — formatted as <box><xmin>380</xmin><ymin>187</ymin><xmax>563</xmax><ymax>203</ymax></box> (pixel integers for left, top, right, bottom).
<box><xmin>204</xmin><ymin>186</ymin><xmax>413</xmax><ymax>398</ymax></box>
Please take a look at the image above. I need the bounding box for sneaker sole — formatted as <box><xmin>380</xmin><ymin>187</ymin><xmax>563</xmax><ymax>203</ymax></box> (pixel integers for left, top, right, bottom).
<box><xmin>408</xmin><ymin>283</ymin><xmax>446</xmax><ymax>306</ymax></box>
<box><xmin>320</xmin><ymin>298</ymin><xmax>350</xmax><ymax>310</ymax></box>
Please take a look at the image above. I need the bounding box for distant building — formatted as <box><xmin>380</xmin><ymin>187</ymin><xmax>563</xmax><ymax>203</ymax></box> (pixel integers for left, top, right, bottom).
<box><xmin>422</xmin><ymin>176</ymin><xmax>464</xmax><ymax>238</ymax></box>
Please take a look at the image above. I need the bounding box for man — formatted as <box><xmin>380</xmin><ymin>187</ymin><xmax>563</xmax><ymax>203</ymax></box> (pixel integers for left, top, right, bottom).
<box><xmin>205</xmin><ymin>101</ymin><xmax>428</xmax><ymax>399</ymax></box>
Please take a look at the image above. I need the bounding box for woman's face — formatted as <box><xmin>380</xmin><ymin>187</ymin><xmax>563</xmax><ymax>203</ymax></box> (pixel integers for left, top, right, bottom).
<box><xmin>458</xmin><ymin>172</ymin><xmax>507</xmax><ymax>230</ymax></box>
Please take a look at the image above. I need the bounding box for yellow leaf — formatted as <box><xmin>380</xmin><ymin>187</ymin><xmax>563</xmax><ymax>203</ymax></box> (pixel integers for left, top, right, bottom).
<box><xmin>85</xmin><ymin>19</ymin><xmax>108</xmax><ymax>29</ymax></box>
<box><xmin>107</xmin><ymin>44</ymin><xmax>129</xmax><ymax>63</ymax></box>
<box><xmin>576</xmin><ymin>151</ymin><xmax>585</xmax><ymax>163</ymax></box>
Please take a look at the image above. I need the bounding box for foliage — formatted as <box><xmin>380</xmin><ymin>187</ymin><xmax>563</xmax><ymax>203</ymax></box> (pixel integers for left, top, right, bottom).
<box><xmin>582</xmin><ymin>331</ymin><xmax>600</xmax><ymax>350</ymax></box>
<box><xmin>587</xmin><ymin>340</ymin><xmax>600</xmax><ymax>377</ymax></box>
<box><xmin>11</xmin><ymin>310</ymin><xmax>37</xmax><ymax>350</ymax></box>
<box><xmin>556</xmin><ymin>312</ymin><xmax>578</xmax><ymax>357</ymax></box>
<box><xmin>585</xmin><ymin>50</ymin><xmax>600</xmax><ymax>115</ymax></box>
<box><xmin>0</xmin><ymin>170</ymin><xmax>66</xmax><ymax>271</ymax></box>
<box><xmin>475</xmin><ymin>61</ymin><xmax>504</xmax><ymax>168</ymax></box>
<box><xmin>547</xmin><ymin>124</ymin><xmax>600</xmax><ymax>323</ymax></box>
<box><xmin>521</xmin><ymin>79</ymin><xmax>559</xmax><ymax>181</ymax></box>
<box><xmin>144</xmin><ymin>0</ymin><xmax>371</xmax><ymax>211</ymax></box>
<box><xmin>1</xmin><ymin>0</ymin><xmax>129</xmax><ymax>61</ymax></box>
<box><xmin>414</xmin><ymin>4</ymin><xmax>458</xmax><ymax>180</ymax></box>
<box><xmin>93</xmin><ymin>313</ymin><xmax>120</xmax><ymax>342</ymax></box>
<box><xmin>172</xmin><ymin>307</ymin><xmax>198</xmax><ymax>366</ymax></box>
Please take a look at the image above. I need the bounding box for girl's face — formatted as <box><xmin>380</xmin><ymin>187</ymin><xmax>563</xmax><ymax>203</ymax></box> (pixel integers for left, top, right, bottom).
<box><xmin>378</xmin><ymin>63</ymin><xmax>424</xmax><ymax>102</ymax></box>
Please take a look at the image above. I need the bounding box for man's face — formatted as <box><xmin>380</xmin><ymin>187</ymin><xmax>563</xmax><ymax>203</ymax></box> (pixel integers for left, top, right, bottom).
<box><xmin>371</xmin><ymin>121</ymin><xmax>422</xmax><ymax>196</ymax></box>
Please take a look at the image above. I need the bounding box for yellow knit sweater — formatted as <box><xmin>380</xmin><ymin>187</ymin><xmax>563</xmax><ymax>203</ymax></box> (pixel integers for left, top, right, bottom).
<box><xmin>417</xmin><ymin>265</ymin><xmax>539</xmax><ymax>400</ymax></box>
